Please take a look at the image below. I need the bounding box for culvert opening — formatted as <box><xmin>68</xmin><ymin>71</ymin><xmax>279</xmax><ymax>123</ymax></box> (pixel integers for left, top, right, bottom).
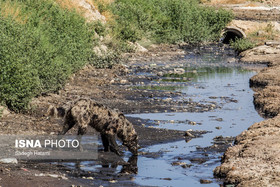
<box><xmin>222</xmin><ymin>27</ymin><xmax>246</xmax><ymax>44</ymax></box>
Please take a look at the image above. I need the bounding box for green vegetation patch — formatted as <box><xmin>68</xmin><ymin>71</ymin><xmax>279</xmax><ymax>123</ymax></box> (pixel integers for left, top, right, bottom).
<box><xmin>110</xmin><ymin>0</ymin><xmax>233</xmax><ymax>44</ymax></box>
<box><xmin>230</xmin><ymin>38</ymin><xmax>256</xmax><ymax>53</ymax></box>
<box><xmin>0</xmin><ymin>0</ymin><xmax>96</xmax><ymax>111</ymax></box>
<box><xmin>163</xmin><ymin>67</ymin><xmax>237</xmax><ymax>82</ymax></box>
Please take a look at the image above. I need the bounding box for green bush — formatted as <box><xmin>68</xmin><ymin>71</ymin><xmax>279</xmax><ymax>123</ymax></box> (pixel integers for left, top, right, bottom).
<box><xmin>0</xmin><ymin>0</ymin><xmax>96</xmax><ymax>111</ymax></box>
<box><xmin>230</xmin><ymin>38</ymin><xmax>256</xmax><ymax>53</ymax></box>
<box><xmin>110</xmin><ymin>0</ymin><xmax>233</xmax><ymax>44</ymax></box>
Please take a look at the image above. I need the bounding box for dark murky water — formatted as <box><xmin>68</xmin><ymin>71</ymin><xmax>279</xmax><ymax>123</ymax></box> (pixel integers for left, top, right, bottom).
<box><xmin>129</xmin><ymin>67</ymin><xmax>263</xmax><ymax>186</ymax></box>
<box><xmin>64</xmin><ymin>45</ymin><xmax>264</xmax><ymax>186</ymax></box>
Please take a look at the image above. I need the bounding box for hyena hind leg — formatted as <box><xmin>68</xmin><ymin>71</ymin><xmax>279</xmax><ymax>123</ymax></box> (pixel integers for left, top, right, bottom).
<box><xmin>101</xmin><ymin>133</ymin><xmax>122</xmax><ymax>156</ymax></box>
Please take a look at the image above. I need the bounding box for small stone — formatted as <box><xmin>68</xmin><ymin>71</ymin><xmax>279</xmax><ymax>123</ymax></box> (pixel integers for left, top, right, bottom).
<box><xmin>0</xmin><ymin>158</ymin><xmax>18</xmax><ymax>164</ymax></box>
<box><xmin>163</xmin><ymin>98</ymin><xmax>172</xmax><ymax>102</ymax></box>
<box><xmin>0</xmin><ymin>105</ymin><xmax>10</xmax><ymax>116</ymax></box>
<box><xmin>109</xmin><ymin>180</ymin><xmax>118</xmax><ymax>183</ymax></box>
<box><xmin>184</xmin><ymin>131</ymin><xmax>195</xmax><ymax>137</ymax></box>
<box><xmin>188</xmin><ymin>121</ymin><xmax>197</xmax><ymax>125</ymax></box>
<box><xmin>216</xmin><ymin>126</ymin><xmax>222</xmax><ymax>130</ymax></box>
<box><xmin>120</xmin><ymin>80</ymin><xmax>128</xmax><ymax>84</ymax></box>
<box><xmin>200</xmin><ymin>179</ymin><xmax>212</xmax><ymax>184</ymax></box>
<box><xmin>215</xmin><ymin>118</ymin><xmax>223</xmax><ymax>122</ymax></box>
<box><xmin>172</xmin><ymin>161</ymin><xmax>186</xmax><ymax>166</ymax></box>
<box><xmin>157</xmin><ymin>72</ymin><xmax>164</xmax><ymax>76</ymax></box>
<box><xmin>173</xmin><ymin>68</ymin><xmax>185</xmax><ymax>75</ymax></box>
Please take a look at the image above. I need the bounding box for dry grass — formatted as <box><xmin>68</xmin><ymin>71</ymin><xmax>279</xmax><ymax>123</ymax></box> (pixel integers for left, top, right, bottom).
<box><xmin>55</xmin><ymin>0</ymin><xmax>84</xmax><ymax>13</ymax></box>
<box><xmin>230</xmin><ymin>20</ymin><xmax>280</xmax><ymax>45</ymax></box>
<box><xmin>92</xmin><ymin>0</ymin><xmax>115</xmax><ymax>21</ymax></box>
<box><xmin>0</xmin><ymin>1</ymin><xmax>28</xmax><ymax>24</ymax></box>
<box><xmin>202</xmin><ymin>0</ymin><xmax>248</xmax><ymax>5</ymax></box>
<box><xmin>203</xmin><ymin>0</ymin><xmax>280</xmax><ymax>5</ymax></box>
<box><xmin>54</xmin><ymin>0</ymin><xmax>114</xmax><ymax>21</ymax></box>
<box><xmin>247</xmin><ymin>23</ymin><xmax>280</xmax><ymax>44</ymax></box>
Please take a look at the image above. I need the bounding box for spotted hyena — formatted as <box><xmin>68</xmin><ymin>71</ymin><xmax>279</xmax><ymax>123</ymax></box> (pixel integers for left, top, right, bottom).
<box><xmin>59</xmin><ymin>99</ymin><xmax>138</xmax><ymax>155</ymax></box>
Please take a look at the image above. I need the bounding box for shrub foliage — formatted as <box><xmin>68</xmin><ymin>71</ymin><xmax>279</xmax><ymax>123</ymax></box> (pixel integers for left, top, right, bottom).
<box><xmin>110</xmin><ymin>0</ymin><xmax>233</xmax><ymax>44</ymax></box>
<box><xmin>0</xmin><ymin>0</ymin><xmax>95</xmax><ymax>111</ymax></box>
<box><xmin>230</xmin><ymin>38</ymin><xmax>256</xmax><ymax>53</ymax></box>
<box><xmin>0</xmin><ymin>0</ymin><xmax>233</xmax><ymax>111</ymax></box>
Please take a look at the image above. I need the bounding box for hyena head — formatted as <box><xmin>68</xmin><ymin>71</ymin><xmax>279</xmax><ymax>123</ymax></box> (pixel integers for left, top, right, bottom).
<box><xmin>120</xmin><ymin>118</ymin><xmax>139</xmax><ymax>155</ymax></box>
<box><xmin>123</xmin><ymin>133</ymin><xmax>138</xmax><ymax>156</ymax></box>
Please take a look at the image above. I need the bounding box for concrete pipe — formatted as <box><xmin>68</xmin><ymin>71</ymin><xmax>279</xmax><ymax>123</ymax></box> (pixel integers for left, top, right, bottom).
<box><xmin>222</xmin><ymin>26</ymin><xmax>246</xmax><ymax>44</ymax></box>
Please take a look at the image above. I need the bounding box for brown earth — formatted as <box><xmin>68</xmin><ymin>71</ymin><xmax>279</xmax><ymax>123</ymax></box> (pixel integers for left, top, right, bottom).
<box><xmin>1</xmin><ymin>2</ymin><xmax>280</xmax><ymax>186</ymax></box>
<box><xmin>0</xmin><ymin>45</ymin><xmax>198</xmax><ymax>187</ymax></box>
<box><xmin>214</xmin><ymin>38</ymin><xmax>280</xmax><ymax>187</ymax></box>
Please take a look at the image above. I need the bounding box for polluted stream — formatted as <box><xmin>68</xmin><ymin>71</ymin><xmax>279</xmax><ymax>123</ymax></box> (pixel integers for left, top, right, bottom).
<box><xmin>63</xmin><ymin>45</ymin><xmax>264</xmax><ymax>186</ymax></box>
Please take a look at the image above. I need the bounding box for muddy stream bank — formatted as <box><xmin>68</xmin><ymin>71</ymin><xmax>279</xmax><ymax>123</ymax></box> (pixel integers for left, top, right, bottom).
<box><xmin>0</xmin><ymin>44</ymin><xmax>265</xmax><ymax>186</ymax></box>
<box><xmin>60</xmin><ymin>45</ymin><xmax>264</xmax><ymax>186</ymax></box>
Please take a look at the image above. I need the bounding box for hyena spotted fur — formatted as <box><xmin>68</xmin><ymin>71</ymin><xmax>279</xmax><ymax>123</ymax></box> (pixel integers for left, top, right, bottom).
<box><xmin>59</xmin><ymin>99</ymin><xmax>138</xmax><ymax>155</ymax></box>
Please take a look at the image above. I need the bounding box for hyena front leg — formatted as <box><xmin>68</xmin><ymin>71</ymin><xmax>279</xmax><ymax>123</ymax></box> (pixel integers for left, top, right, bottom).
<box><xmin>101</xmin><ymin>133</ymin><xmax>110</xmax><ymax>152</ymax></box>
<box><xmin>101</xmin><ymin>133</ymin><xmax>122</xmax><ymax>156</ymax></box>
<box><xmin>77</xmin><ymin>126</ymin><xmax>87</xmax><ymax>152</ymax></box>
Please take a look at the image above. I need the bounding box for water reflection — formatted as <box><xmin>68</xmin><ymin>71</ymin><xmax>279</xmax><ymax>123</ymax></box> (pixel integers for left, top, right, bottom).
<box><xmin>162</xmin><ymin>66</ymin><xmax>251</xmax><ymax>82</ymax></box>
<box><xmin>129</xmin><ymin>65</ymin><xmax>263</xmax><ymax>186</ymax></box>
<box><xmin>61</xmin><ymin>45</ymin><xmax>264</xmax><ymax>186</ymax></box>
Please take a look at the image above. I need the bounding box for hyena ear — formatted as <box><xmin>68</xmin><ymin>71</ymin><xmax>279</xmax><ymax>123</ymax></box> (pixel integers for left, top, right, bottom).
<box><xmin>46</xmin><ymin>105</ymin><xmax>57</xmax><ymax>118</ymax></box>
<box><xmin>118</xmin><ymin>113</ymin><xmax>125</xmax><ymax>118</ymax></box>
<box><xmin>46</xmin><ymin>105</ymin><xmax>66</xmax><ymax>118</ymax></box>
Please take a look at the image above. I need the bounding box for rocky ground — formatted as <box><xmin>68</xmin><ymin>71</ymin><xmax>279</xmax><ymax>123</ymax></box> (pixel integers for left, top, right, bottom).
<box><xmin>1</xmin><ymin>1</ymin><xmax>280</xmax><ymax>186</ymax></box>
<box><xmin>214</xmin><ymin>43</ymin><xmax>280</xmax><ymax>186</ymax></box>
<box><xmin>212</xmin><ymin>1</ymin><xmax>280</xmax><ymax>185</ymax></box>
<box><xmin>0</xmin><ymin>44</ymin><xmax>216</xmax><ymax>187</ymax></box>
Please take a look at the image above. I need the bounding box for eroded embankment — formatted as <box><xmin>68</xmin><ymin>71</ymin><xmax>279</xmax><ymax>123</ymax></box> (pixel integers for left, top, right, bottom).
<box><xmin>214</xmin><ymin>47</ymin><xmax>280</xmax><ymax>186</ymax></box>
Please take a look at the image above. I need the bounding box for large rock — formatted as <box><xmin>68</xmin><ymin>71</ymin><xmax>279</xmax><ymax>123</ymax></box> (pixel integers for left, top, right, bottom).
<box><xmin>0</xmin><ymin>105</ymin><xmax>10</xmax><ymax>117</ymax></box>
<box><xmin>56</xmin><ymin>0</ymin><xmax>106</xmax><ymax>23</ymax></box>
<box><xmin>75</xmin><ymin>0</ymin><xmax>106</xmax><ymax>23</ymax></box>
<box><xmin>128</xmin><ymin>42</ymin><xmax>148</xmax><ymax>53</ymax></box>
<box><xmin>240</xmin><ymin>45</ymin><xmax>280</xmax><ymax>63</ymax></box>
